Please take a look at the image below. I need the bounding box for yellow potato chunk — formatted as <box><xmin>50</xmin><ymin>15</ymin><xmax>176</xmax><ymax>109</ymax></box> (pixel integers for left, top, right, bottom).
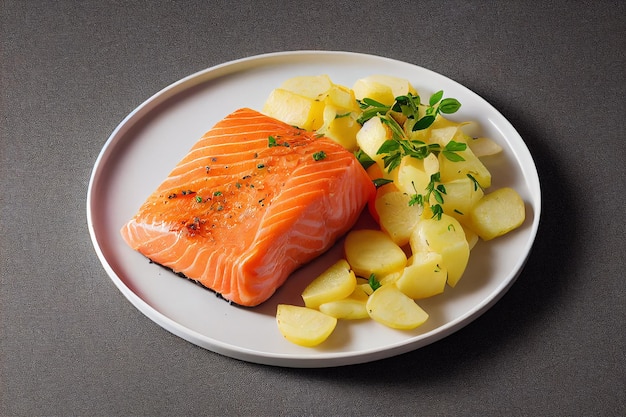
<box><xmin>428</xmin><ymin>126</ymin><xmax>460</xmax><ymax>147</ymax></box>
<box><xmin>357</xmin><ymin>282</ymin><xmax>374</xmax><ymax>296</ymax></box>
<box><xmin>323</xmin><ymin>84</ymin><xmax>359</xmax><ymax>111</ymax></box>
<box><xmin>395</xmin><ymin>252</ymin><xmax>448</xmax><ymax>299</ymax></box>
<box><xmin>436</xmin><ymin>178</ymin><xmax>484</xmax><ymax>225</ymax></box>
<box><xmin>319</xmin><ymin>298</ymin><xmax>368</xmax><ymax>320</ymax></box>
<box><xmin>345</xmin><ymin>229</ymin><xmax>407</xmax><ymax>278</ymax></box>
<box><xmin>301</xmin><ymin>259</ymin><xmax>356</xmax><ymax>309</ymax></box>
<box><xmin>276</xmin><ymin>305</ymin><xmax>337</xmax><ymax>347</ymax></box>
<box><xmin>353</xmin><ymin>75</ymin><xmax>416</xmax><ymax>105</ymax></box>
<box><xmin>262</xmin><ymin>88</ymin><xmax>325</xmax><ymax>131</ymax></box>
<box><xmin>410</xmin><ymin>214</ymin><xmax>470</xmax><ymax>287</ymax></box>
<box><xmin>379</xmin><ymin>270</ymin><xmax>403</xmax><ymax>285</ymax></box>
<box><xmin>318</xmin><ymin>104</ymin><xmax>360</xmax><ymax>150</ymax></box>
<box><xmin>356</xmin><ymin>116</ymin><xmax>391</xmax><ymax>165</ymax></box>
<box><xmin>469</xmin><ymin>187</ymin><xmax>526</xmax><ymax>240</ymax></box>
<box><xmin>279</xmin><ymin>74</ymin><xmax>333</xmax><ymax>100</ymax></box>
<box><xmin>395</xmin><ymin>155</ymin><xmax>431</xmax><ymax>195</ymax></box>
<box><xmin>349</xmin><ymin>284</ymin><xmax>371</xmax><ymax>301</ymax></box>
<box><xmin>366</xmin><ymin>284</ymin><xmax>429</xmax><ymax>330</ymax></box>
<box><xmin>467</xmin><ymin>137</ymin><xmax>503</xmax><ymax>157</ymax></box>
<box><xmin>352</xmin><ymin>80</ymin><xmax>395</xmax><ymax>106</ymax></box>
<box><xmin>375</xmin><ymin>188</ymin><xmax>422</xmax><ymax>246</ymax></box>
<box><xmin>463</xmin><ymin>224</ymin><xmax>479</xmax><ymax>250</ymax></box>
<box><xmin>438</xmin><ymin>145</ymin><xmax>492</xmax><ymax>189</ymax></box>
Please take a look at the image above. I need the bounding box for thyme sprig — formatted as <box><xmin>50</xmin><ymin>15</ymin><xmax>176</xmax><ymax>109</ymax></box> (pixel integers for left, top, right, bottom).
<box><xmin>409</xmin><ymin>173</ymin><xmax>447</xmax><ymax>220</ymax></box>
<box><xmin>357</xmin><ymin>90</ymin><xmax>464</xmax><ymax>220</ymax></box>
<box><xmin>357</xmin><ymin>91</ymin><xmax>465</xmax><ymax>173</ymax></box>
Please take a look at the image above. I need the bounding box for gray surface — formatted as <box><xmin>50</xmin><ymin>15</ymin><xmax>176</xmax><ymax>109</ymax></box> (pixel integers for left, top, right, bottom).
<box><xmin>1</xmin><ymin>0</ymin><xmax>625</xmax><ymax>415</ymax></box>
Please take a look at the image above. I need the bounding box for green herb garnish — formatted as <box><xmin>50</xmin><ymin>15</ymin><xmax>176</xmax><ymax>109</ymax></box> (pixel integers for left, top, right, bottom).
<box><xmin>408</xmin><ymin>173</ymin><xmax>448</xmax><ymax>220</ymax></box>
<box><xmin>372</xmin><ymin>178</ymin><xmax>394</xmax><ymax>188</ymax></box>
<box><xmin>355</xmin><ymin>149</ymin><xmax>375</xmax><ymax>170</ymax></box>
<box><xmin>268</xmin><ymin>135</ymin><xmax>290</xmax><ymax>148</ymax></box>
<box><xmin>368</xmin><ymin>273</ymin><xmax>381</xmax><ymax>291</ymax></box>
<box><xmin>313</xmin><ymin>151</ymin><xmax>327</xmax><ymax>161</ymax></box>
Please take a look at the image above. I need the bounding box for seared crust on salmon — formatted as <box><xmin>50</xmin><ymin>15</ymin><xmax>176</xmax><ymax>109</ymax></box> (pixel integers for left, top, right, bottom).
<box><xmin>120</xmin><ymin>108</ymin><xmax>375</xmax><ymax>306</ymax></box>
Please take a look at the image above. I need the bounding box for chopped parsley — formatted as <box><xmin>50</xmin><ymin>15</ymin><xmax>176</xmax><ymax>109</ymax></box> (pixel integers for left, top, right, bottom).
<box><xmin>313</xmin><ymin>151</ymin><xmax>327</xmax><ymax>161</ymax></box>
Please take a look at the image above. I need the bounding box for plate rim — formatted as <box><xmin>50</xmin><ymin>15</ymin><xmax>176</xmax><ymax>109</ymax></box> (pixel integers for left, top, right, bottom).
<box><xmin>86</xmin><ymin>50</ymin><xmax>541</xmax><ymax>367</ymax></box>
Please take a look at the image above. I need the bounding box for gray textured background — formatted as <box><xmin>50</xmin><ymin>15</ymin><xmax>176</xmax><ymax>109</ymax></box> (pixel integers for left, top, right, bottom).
<box><xmin>1</xmin><ymin>1</ymin><xmax>624</xmax><ymax>415</ymax></box>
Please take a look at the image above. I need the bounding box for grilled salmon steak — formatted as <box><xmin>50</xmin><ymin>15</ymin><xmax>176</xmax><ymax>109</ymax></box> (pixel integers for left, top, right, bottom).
<box><xmin>120</xmin><ymin>108</ymin><xmax>375</xmax><ymax>306</ymax></box>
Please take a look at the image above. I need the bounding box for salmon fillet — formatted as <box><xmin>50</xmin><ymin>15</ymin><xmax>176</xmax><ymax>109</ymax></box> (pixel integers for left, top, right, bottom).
<box><xmin>120</xmin><ymin>108</ymin><xmax>375</xmax><ymax>306</ymax></box>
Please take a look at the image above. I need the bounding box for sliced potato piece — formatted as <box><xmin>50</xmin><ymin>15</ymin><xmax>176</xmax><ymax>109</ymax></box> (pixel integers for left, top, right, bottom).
<box><xmin>349</xmin><ymin>284</ymin><xmax>371</xmax><ymax>302</ymax></box>
<box><xmin>463</xmin><ymin>224</ymin><xmax>479</xmax><ymax>250</ymax></box>
<box><xmin>375</xmin><ymin>188</ymin><xmax>422</xmax><ymax>246</ymax></box>
<box><xmin>318</xmin><ymin>104</ymin><xmax>360</xmax><ymax>150</ymax></box>
<box><xmin>436</xmin><ymin>177</ymin><xmax>484</xmax><ymax>224</ymax></box>
<box><xmin>395</xmin><ymin>155</ymin><xmax>431</xmax><ymax>195</ymax></box>
<box><xmin>395</xmin><ymin>252</ymin><xmax>448</xmax><ymax>299</ymax></box>
<box><xmin>353</xmin><ymin>80</ymin><xmax>394</xmax><ymax>105</ymax></box>
<box><xmin>379</xmin><ymin>269</ymin><xmax>403</xmax><ymax>286</ymax></box>
<box><xmin>324</xmin><ymin>84</ymin><xmax>359</xmax><ymax>111</ymax></box>
<box><xmin>428</xmin><ymin>126</ymin><xmax>460</xmax><ymax>147</ymax></box>
<box><xmin>276</xmin><ymin>304</ymin><xmax>337</xmax><ymax>347</ymax></box>
<box><xmin>366</xmin><ymin>284</ymin><xmax>429</xmax><ymax>329</ymax></box>
<box><xmin>262</xmin><ymin>88</ymin><xmax>325</xmax><ymax>131</ymax></box>
<box><xmin>345</xmin><ymin>229</ymin><xmax>407</xmax><ymax>278</ymax></box>
<box><xmin>279</xmin><ymin>74</ymin><xmax>333</xmax><ymax>100</ymax></box>
<box><xmin>319</xmin><ymin>298</ymin><xmax>368</xmax><ymax>320</ymax></box>
<box><xmin>438</xmin><ymin>145</ymin><xmax>492</xmax><ymax>189</ymax></box>
<box><xmin>357</xmin><ymin>282</ymin><xmax>374</xmax><ymax>296</ymax></box>
<box><xmin>353</xmin><ymin>75</ymin><xmax>416</xmax><ymax>104</ymax></box>
<box><xmin>467</xmin><ymin>137</ymin><xmax>502</xmax><ymax>157</ymax></box>
<box><xmin>356</xmin><ymin>116</ymin><xmax>391</xmax><ymax>164</ymax></box>
<box><xmin>422</xmin><ymin>153</ymin><xmax>440</xmax><ymax>176</ymax></box>
<box><xmin>410</xmin><ymin>214</ymin><xmax>470</xmax><ymax>287</ymax></box>
<box><xmin>301</xmin><ymin>259</ymin><xmax>356</xmax><ymax>309</ymax></box>
<box><xmin>469</xmin><ymin>187</ymin><xmax>526</xmax><ymax>240</ymax></box>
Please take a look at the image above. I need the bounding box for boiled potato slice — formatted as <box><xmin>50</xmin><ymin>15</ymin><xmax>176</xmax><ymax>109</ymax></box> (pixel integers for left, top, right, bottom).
<box><xmin>279</xmin><ymin>74</ymin><xmax>333</xmax><ymax>100</ymax></box>
<box><xmin>263</xmin><ymin>88</ymin><xmax>325</xmax><ymax>131</ymax></box>
<box><xmin>349</xmin><ymin>284</ymin><xmax>371</xmax><ymax>301</ymax></box>
<box><xmin>353</xmin><ymin>75</ymin><xmax>416</xmax><ymax>104</ymax></box>
<box><xmin>356</xmin><ymin>116</ymin><xmax>391</xmax><ymax>165</ymax></box>
<box><xmin>375</xmin><ymin>187</ymin><xmax>422</xmax><ymax>246</ymax></box>
<box><xmin>319</xmin><ymin>298</ymin><xmax>368</xmax><ymax>320</ymax></box>
<box><xmin>428</xmin><ymin>126</ymin><xmax>460</xmax><ymax>147</ymax></box>
<box><xmin>467</xmin><ymin>137</ymin><xmax>502</xmax><ymax>157</ymax></box>
<box><xmin>463</xmin><ymin>224</ymin><xmax>479</xmax><ymax>250</ymax></box>
<box><xmin>422</xmin><ymin>153</ymin><xmax>440</xmax><ymax>176</ymax></box>
<box><xmin>436</xmin><ymin>177</ymin><xmax>484</xmax><ymax>224</ymax></box>
<box><xmin>366</xmin><ymin>284</ymin><xmax>429</xmax><ymax>329</ymax></box>
<box><xmin>395</xmin><ymin>155</ymin><xmax>431</xmax><ymax>195</ymax></box>
<box><xmin>324</xmin><ymin>84</ymin><xmax>359</xmax><ymax>111</ymax></box>
<box><xmin>379</xmin><ymin>270</ymin><xmax>403</xmax><ymax>285</ymax></box>
<box><xmin>395</xmin><ymin>252</ymin><xmax>448</xmax><ymax>299</ymax></box>
<box><xmin>438</xmin><ymin>145</ymin><xmax>492</xmax><ymax>189</ymax></box>
<box><xmin>352</xmin><ymin>80</ymin><xmax>394</xmax><ymax>105</ymax></box>
<box><xmin>357</xmin><ymin>282</ymin><xmax>374</xmax><ymax>296</ymax></box>
<box><xmin>345</xmin><ymin>229</ymin><xmax>407</xmax><ymax>278</ymax></box>
<box><xmin>469</xmin><ymin>187</ymin><xmax>526</xmax><ymax>240</ymax></box>
<box><xmin>276</xmin><ymin>304</ymin><xmax>337</xmax><ymax>347</ymax></box>
<box><xmin>318</xmin><ymin>104</ymin><xmax>360</xmax><ymax>150</ymax></box>
<box><xmin>410</xmin><ymin>214</ymin><xmax>470</xmax><ymax>287</ymax></box>
<box><xmin>301</xmin><ymin>259</ymin><xmax>356</xmax><ymax>309</ymax></box>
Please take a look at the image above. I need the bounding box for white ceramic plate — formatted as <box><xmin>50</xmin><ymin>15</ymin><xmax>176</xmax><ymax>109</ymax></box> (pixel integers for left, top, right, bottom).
<box><xmin>87</xmin><ymin>51</ymin><xmax>540</xmax><ymax>367</ymax></box>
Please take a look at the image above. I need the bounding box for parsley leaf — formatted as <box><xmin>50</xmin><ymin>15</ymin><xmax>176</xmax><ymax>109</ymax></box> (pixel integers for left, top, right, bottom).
<box><xmin>355</xmin><ymin>149</ymin><xmax>375</xmax><ymax>170</ymax></box>
<box><xmin>373</xmin><ymin>178</ymin><xmax>394</xmax><ymax>188</ymax></box>
<box><xmin>368</xmin><ymin>273</ymin><xmax>381</xmax><ymax>291</ymax></box>
<box><xmin>313</xmin><ymin>151</ymin><xmax>327</xmax><ymax>161</ymax></box>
